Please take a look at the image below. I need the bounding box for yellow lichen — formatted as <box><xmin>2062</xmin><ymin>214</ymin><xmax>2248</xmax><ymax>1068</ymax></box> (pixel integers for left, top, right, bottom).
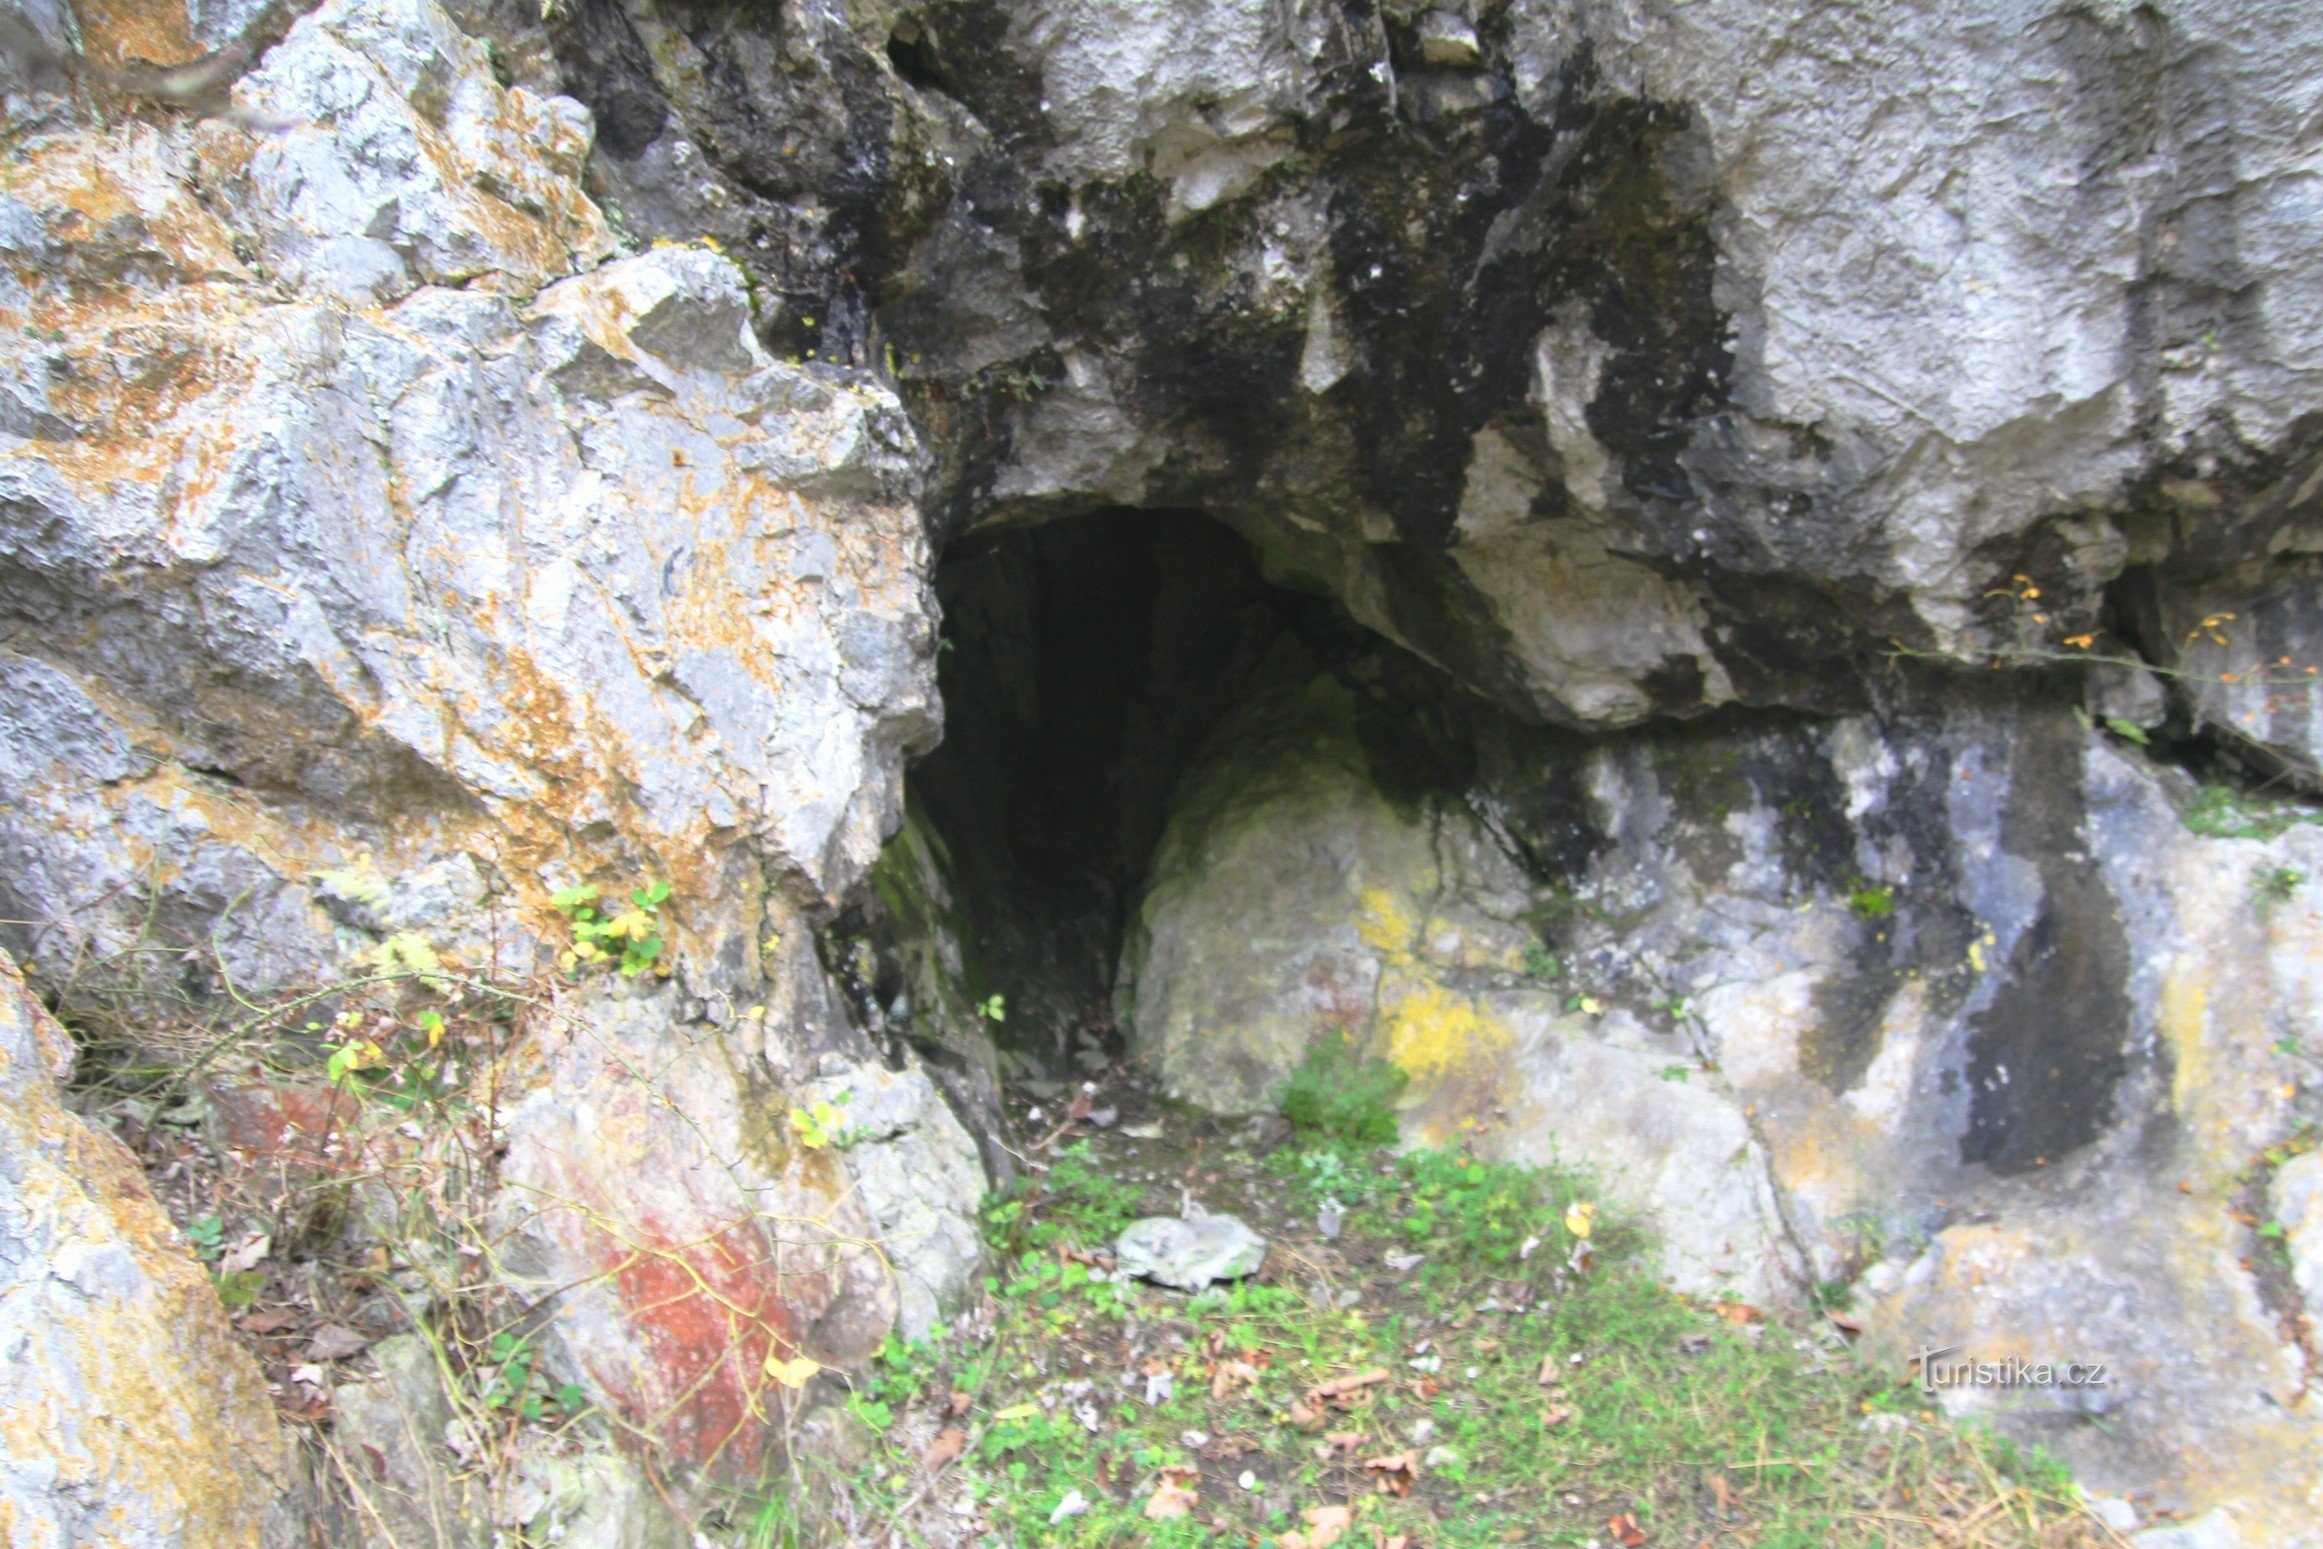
<box><xmin>1355</xmin><ymin>885</ymin><xmax>1418</xmax><ymax>962</ymax></box>
<box><xmin>1380</xmin><ymin>983</ymin><xmax>1510</xmax><ymax>1083</ymax></box>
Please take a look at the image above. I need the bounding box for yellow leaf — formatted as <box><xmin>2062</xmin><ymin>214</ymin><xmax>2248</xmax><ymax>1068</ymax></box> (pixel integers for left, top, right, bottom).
<box><xmin>764</xmin><ymin>1354</ymin><xmax>821</xmax><ymax>1388</ymax></box>
<box><xmin>1564</xmin><ymin>1200</ymin><xmax>1596</xmax><ymax>1240</ymax></box>
<box><xmin>991</xmin><ymin>1401</ymin><xmax>1040</xmax><ymax>1422</ymax></box>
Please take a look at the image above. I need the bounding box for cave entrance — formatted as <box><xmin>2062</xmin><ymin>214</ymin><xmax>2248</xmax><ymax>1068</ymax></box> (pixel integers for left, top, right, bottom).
<box><xmin>861</xmin><ymin>507</ymin><xmax>1481</xmax><ymax>1084</ymax></box>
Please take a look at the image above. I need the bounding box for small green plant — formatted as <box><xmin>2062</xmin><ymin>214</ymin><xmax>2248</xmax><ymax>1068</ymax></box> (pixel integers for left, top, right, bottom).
<box><xmin>186</xmin><ymin>1213</ymin><xmax>225</xmax><ymax>1260</ymax></box>
<box><xmin>1280</xmin><ymin>1029</ymin><xmax>1408</xmax><ymax>1148</ymax></box>
<box><xmin>983</xmin><ymin>1141</ymin><xmax>1142</xmax><ymax>1252</ymax></box>
<box><xmin>551</xmin><ymin>879</ymin><xmax>671</xmax><ymax>976</ymax></box>
<box><xmin>1519</xmin><ymin>941</ymin><xmax>1561</xmax><ymax>981</ymax></box>
<box><xmin>2257</xmin><ymin>865</ymin><xmax>2305</xmax><ymax>910</ymax></box>
<box><xmin>1846</xmin><ymin>880</ymin><xmax>1896</xmax><ymax>920</ymax></box>
<box><xmin>786</xmin><ymin>1092</ymin><xmax>851</xmax><ymax>1150</ymax></box>
<box><xmin>2103</xmin><ymin>715</ymin><xmax>2152</xmax><ymax>746</ymax></box>
<box><xmin>477</xmin><ymin>1331</ymin><xmax>587</xmax><ymax>1423</ymax></box>
<box><xmin>1282</xmin><ymin>1145</ymin><xmax>1383</xmax><ymax>1204</ymax></box>
<box><xmin>976</xmin><ymin>993</ymin><xmax>1006</xmax><ymax>1023</ymax></box>
<box><xmin>2186</xmin><ymin>784</ymin><xmax>2323</xmax><ymax>841</ymax></box>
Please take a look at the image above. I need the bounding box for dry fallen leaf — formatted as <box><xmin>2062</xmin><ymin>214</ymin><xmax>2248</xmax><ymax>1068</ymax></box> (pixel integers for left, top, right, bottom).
<box><xmin>1308</xmin><ymin>1367</ymin><xmax>1392</xmax><ymax>1403</ymax></box>
<box><xmin>218</xmin><ymin>1231</ymin><xmax>271</xmax><ymax>1276</ymax></box>
<box><xmin>922</xmin><ymin>1428</ymin><xmax>967</xmax><ymax>1470</ymax></box>
<box><xmin>1212</xmin><ymin>1358</ymin><xmax>1262</xmax><ymax>1399</ymax></box>
<box><xmin>1289</xmin><ymin>1397</ymin><xmax>1322</xmax><ymax>1427</ymax></box>
<box><xmin>1323</xmin><ymin>1430</ymin><xmax>1366</xmax><ymax>1453</ymax></box>
<box><xmin>1301</xmin><ymin>1504</ymin><xmax>1353</xmax><ymax>1547</ymax></box>
<box><xmin>1542</xmin><ymin>1404</ymin><xmax>1573</xmax><ymax>1428</ymax></box>
<box><xmin>1361</xmin><ymin>1450</ymin><xmax>1419</xmax><ymax>1497</ymax></box>
<box><xmin>764</xmin><ymin>1354</ymin><xmax>821</xmax><ymax>1389</ymax></box>
<box><xmin>1609</xmin><ymin>1510</ymin><xmax>1648</xmax><ymax>1546</ymax></box>
<box><xmin>1714</xmin><ymin>1301</ymin><xmax>1763</xmax><ymax>1325</ymax></box>
<box><xmin>305</xmin><ymin>1324</ymin><xmax>368</xmax><ymax>1361</ymax></box>
<box><xmin>1537</xmin><ymin>1352</ymin><xmax>1559</xmax><ymax>1385</ymax></box>
<box><xmin>1708</xmin><ymin>1473</ymin><xmax>1734</xmax><ymax>1513</ymax></box>
<box><xmin>1146</xmin><ymin>1469</ymin><xmax>1199</xmax><ymax>1520</ymax></box>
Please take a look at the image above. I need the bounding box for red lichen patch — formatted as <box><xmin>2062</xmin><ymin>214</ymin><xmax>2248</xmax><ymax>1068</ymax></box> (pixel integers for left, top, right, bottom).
<box><xmin>595</xmin><ymin>1214</ymin><xmax>832</xmax><ymax>1481</ymax></box>
<box><xmin>210</xmin><ymin>1075</ymin><xmax>353</xmax><ymax>1170</ymax></box>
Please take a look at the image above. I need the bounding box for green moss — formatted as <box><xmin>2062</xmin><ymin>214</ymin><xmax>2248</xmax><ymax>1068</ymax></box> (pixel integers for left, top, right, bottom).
<box><xmin>2185</xmin><ymin>784</ymin><xmax>2323</xmax><ymax>841</ymax></box>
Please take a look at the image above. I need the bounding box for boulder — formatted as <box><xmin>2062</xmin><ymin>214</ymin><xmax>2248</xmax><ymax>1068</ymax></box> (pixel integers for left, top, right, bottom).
<box><xmin>0</xmin><ymin>950</ymin><xmax>288</xmax><ymax>1545</ymax></box>
<box><xmin>1115</xmin><ymin>1211</ymin><xmax>1268</xmax><ymax>1292</ymax></box>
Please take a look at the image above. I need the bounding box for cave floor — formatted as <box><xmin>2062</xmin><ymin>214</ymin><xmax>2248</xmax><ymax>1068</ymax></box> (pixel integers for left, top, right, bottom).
<box><xmin>805</xmin><ymin>1070</ymin><xmax>2115</xmax><ymax>1549</ymax></box>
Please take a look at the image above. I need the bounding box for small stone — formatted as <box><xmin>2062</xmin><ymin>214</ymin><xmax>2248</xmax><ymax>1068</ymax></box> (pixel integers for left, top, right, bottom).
<box><xmin>1114</xmin><ymin>1212</ymin><xmax>1268</xmax><ymax>1291</ymax></box>
<box><xmin>1407</xmin><ymin>1418</ymin><xmax>1437</xmax><ymax>1444</ymax></box>
<box><xmin>1049</xmin><ymin>1490</ymin><xmax>1089</xmax><ymax>1524</ymax></box>
<box><xmin>1123</xmin><ymin>1121</ymin><xmax>1165</xmax><ymax>1140</ymax></box>
<box><xmin>1238</xmin><ymin>1469</ymin><xmax>1258</xmax><ymax>1490</ymax></box>
<box><xmin>2085</xmin><ymin>1496</ymin><xmax>2139</xmax><ymax>1533</ymax></box>
<box><xmin>1318</xmin><ymin>1202</ymin><xmax>1344</xmax><ymax>1239</ymax></box>
<box><xmin>1424</xmin><ymin>1445</ymin><xmax>1460</xmax><ymax>1470</ymax></box>
<box><xmin>1417</xmin><ymin>9</ymin><xmax>1483</xmax><ymax>68</ymax></box>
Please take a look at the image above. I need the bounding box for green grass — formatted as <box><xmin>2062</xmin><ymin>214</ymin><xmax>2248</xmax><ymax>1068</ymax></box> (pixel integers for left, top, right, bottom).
<box><xmin>807</xmin><ymin>1144</ymin><xmax>2101</xmax><ymax>1548</ymax></box>
<box><xmin>2184</xmin><ymin>783</ymin><xmax>2323</xmax><ymax>841</ymax></box>
<box><xmin>981</xmin><ymin>1140</ymin><xmax>1146</xmax><ymax>1254</ymax></box>
<box><xmin>1281</xmin><ymin>1032</ymin><xmax>1408</xmax><ymax>1148</ymax></box>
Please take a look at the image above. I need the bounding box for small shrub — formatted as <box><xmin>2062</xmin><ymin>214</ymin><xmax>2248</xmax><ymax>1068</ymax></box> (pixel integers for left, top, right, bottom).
<box><xmin>1280</xmin><ymin>1030</ymin><xmax>1407</xmax><ymax>1147</ymax></box>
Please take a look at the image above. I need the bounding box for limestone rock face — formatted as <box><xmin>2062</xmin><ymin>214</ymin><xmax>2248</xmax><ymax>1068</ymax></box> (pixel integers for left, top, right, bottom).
<box><xmin>11</xmin><ymin>0</ymin><xmax>2323</xmax><ymax>1540</ymax></box>
<box><xmin>556</xmin><ymin>0</ymin><xmax>2323</xmax><ymax>726</ymax></box>
<box><xmin>0</xmin><ymin>951</ymin><xmax>288</xmax><ymax>1547</ymax></box>
<box><xmin>1124</xmin><ymin>668</ymin><xmax>2323</xmax><ymax>1536</ymax></box>
<box><xmin>1121</xmin><ymin>669</ymin><xmax>1805</xmax><ymax>1305</ymax></box>
<box><xmin>0</xmin><ymin>0</ymin><xmax>981</xmax><ymax>1521</ymax></box>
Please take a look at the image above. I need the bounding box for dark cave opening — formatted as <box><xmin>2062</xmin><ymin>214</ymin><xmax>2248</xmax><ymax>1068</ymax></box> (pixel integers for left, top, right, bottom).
<box><xmin>886</xmin><ymin>508</ymin><xmax>1495</xmax><ymax>1076</ymax></box>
